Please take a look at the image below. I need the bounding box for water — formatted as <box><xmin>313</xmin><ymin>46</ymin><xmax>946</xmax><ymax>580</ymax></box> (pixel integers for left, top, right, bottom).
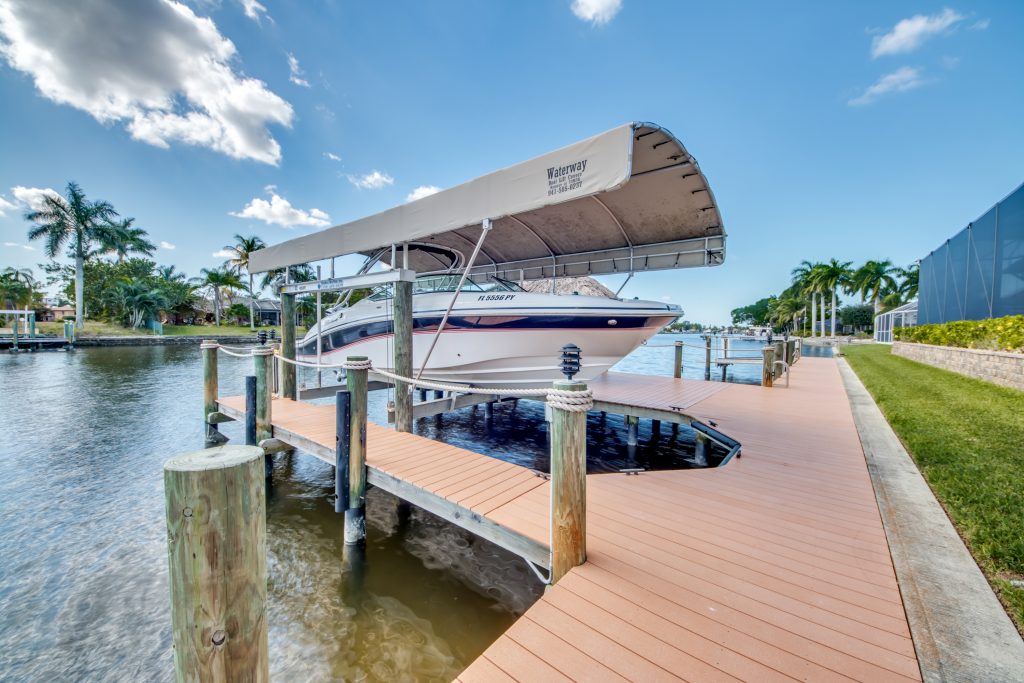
<box><xmin>0</xmin><ymin>333</ymin><xmax>747</xmax><ymax>681</ymax></box>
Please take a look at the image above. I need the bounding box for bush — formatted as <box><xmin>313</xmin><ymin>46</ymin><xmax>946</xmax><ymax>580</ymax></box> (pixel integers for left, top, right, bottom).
<box><xmin>895</xmin><ymin>315</ymin><xmax>1024</xmax><ymax>353</ymax></box>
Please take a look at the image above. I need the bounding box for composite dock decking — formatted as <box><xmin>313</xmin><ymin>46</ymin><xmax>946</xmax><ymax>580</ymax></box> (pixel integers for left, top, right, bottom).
<box><xmin>223</xmin><ymin>358</ymin><xmax>921</xmax><ymax>682</ymax></box>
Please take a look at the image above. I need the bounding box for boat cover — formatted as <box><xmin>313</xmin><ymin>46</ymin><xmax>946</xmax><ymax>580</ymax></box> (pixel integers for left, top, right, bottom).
<box><xmin>248</xmin><ymin>122</ymin><xmax>725</xmax><ymax>280</ymax></box>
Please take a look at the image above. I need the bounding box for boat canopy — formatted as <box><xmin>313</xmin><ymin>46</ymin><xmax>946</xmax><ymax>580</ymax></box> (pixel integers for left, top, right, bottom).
<box><xmin>248</xmin><ymin>122</ymin><xmax>725</xmax><ymax>281</ymax></box>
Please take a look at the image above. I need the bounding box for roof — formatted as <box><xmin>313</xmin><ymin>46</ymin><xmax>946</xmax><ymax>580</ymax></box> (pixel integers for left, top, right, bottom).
<box><xmin>249</xmin><ymin>122</ymin><xmax>725</xmax><ymax>281</ymax></box>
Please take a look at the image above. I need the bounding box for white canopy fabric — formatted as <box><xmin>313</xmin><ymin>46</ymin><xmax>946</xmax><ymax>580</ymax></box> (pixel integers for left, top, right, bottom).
<box><xmin>249</xmin><ymin>122</ymin><xmax>725</xmax><ymax>280</ymax></box>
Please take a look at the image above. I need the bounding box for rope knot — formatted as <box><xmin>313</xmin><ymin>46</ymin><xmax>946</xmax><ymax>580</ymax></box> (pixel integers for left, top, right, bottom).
<box><xmin>547</xmin><ymin>388</ymin><xmax>593</xmax><ymax>412</ymax></box>
<box><xmin>341</xmin><ymin>358</ymin><xmax>373</xmax><ymax>371</ymax></box>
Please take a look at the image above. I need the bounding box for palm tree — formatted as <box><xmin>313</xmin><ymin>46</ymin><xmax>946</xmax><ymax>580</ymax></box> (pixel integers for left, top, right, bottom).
<box><xmin>0</xmin><ymin>271</ymin><xmax>31</xmax><ymax>310</ymax></box>
<box><xmin>112</xmin><ymin>279</ymin><xmax>169</xmax><ymax>328</ymax></box>
<box><xmin>25</xmin><ymin>182</ymin><xmax>118</xmax><ymax>329</ymax></box>
<box><xmin>897</xmin><ymin>263</ymin><xmax>919</xmax><ymax>301</ymax></box>
<box><xmin>851</xmin><ymin>259</ymin><xmax>900</xmax><ymax>314</ymax></box>
<box><xmin>816</xmin><ymin>259</ymin><xmax>854</xmax><ymax>338</ymax></box>
<box><xmin>223</xmin><ymin>234</ymin><xmax>266</xmax><ymax>330</ymax></box>
<box><xmin>790</xmin><ymin>260</ymin><xmax>824</xmax><ymax>337</ymax></box>
<box><xmin>770</xmin><ymin>296</ymin><xmax>804</xmax><ymax>333</ymax></box>
<box><xmin>194</xmin><ymin>268</ymin><xmax>245</xmax><ymax>326</ymax></box>
<box><xmin>100</xmin><ymin>218</ymin><xmax>156</xmax><ymax>262</ymax></box>
<box><xmin>156</xmin><ymin>265</ymin><xmax>186</xmax><ymax>283</ymax></box>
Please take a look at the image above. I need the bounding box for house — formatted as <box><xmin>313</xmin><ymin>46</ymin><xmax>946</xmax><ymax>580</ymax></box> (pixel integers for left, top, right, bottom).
<box><xmin>39</xmin><ymin>304</ymin><xmax>76</xmax><ymax>322</ymax></box>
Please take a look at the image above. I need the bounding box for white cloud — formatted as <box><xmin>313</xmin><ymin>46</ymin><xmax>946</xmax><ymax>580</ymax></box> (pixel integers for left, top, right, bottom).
<box><xmin>4</xmin><ymin>242</ymin><xmax>18</xmax><ymax>247</ymax></box>
<box><xmin>287</xmin><ymin>53</ymin><xmax>310</xmax><ymax>88</ymax></box>
<box><xmin>212</xmin><ymin>248</ymin><xmax>235</xmax><ymax>258</ymax></box>
<box><xmin>347</xmin><ymin>170</ymin><xmax>394</xmax><ymax>190</ymax></box>
<box><xmin>0</xmin><ymin>195</ymin><xmax>16</xmax><ymax>216</ymax></box>
<box><xmin>872</xmin><ymin>8</ymin><xmax>963</xmax><ymax>58</ymax></box>
<box><xmin>160</xmin><ymin>240</ymin><xmax>177</xmax><ymax>250</ymax></box>
<box><xmin>406</xmin><ymin>185</ymin><xmax>441</xmax><ymax>202</ymax></box>
<box><xmin>848</xmin><ymin>66</ymin><xmax>928</xmax><ymax>106</ymax></box>
<box><xmin>238</xmin><ymin>0</ymin><xmax>268</xmax><ymax>23</ymax></box>
<box><xmin>11</xmin><ymin>185</ymin><xmax>60</xmax><ymax>211</ymax></box>
<box><xmin>0</xmin><ymin>1</ymin><xmax>293</xmax><ymax>165</ymax></box>
<box><xmin>970</xmin><ymin>18</ymin><xmax>990</xmax><ymax>31</ymax></box>
<box><xmin>324</xmin><ymin>152</ymin><xmax>341</xmax><ymax>162</ymax></box>
<box><xmin>231</xmin><ymin>190</ymin><xmax>331</xmax><ymax>227</ymax></box>
<box><xmin>22</xmin><ymin>244</ymin><xmax>34</xmax><ymax>251</ymax></box>
<box><xmin>571</xmin><ymin>0</ymin><xmax>622</xmax><ymax>25</ymax></box>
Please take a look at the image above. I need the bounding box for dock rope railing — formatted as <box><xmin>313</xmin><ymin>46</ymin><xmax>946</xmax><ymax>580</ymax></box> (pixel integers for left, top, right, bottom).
<box><xmin>213</xmin><ymin>343</ymin><xmax>593</xmax><ymax>407</ymax></box>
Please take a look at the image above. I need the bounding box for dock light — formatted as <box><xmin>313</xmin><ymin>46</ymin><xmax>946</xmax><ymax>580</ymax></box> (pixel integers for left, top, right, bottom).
<box><xmin>257</xmin><ymin>330</ymin><xmax>268</xmax><ymax>345</ymax></box>
<box><xmin>560</xmin><ymin>343</ymin><xmax>582</xmax><ymax>380</ymax></box>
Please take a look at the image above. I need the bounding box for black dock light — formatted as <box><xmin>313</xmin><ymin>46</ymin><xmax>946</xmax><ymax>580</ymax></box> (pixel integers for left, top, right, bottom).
<box><xmin>561</xmin><ymin>343</ymin><xmax>582</xmax><ymax>380</ymax></box>
<box><xmin>257</xmin><ymin>330</ymin><xmax>268</xmax><ymax>345</ymax></box>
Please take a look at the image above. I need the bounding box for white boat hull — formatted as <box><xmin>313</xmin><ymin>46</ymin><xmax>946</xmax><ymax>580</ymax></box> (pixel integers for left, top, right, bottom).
<box><xmin>298</xmin><ymin>291</ymin><xmax>678</xmax><ymax>388</ymax></box>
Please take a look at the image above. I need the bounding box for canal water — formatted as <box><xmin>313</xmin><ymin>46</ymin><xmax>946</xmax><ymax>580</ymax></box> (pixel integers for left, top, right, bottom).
<box><xmin>0</xmin><ymin>332</ymin><xmax>776</xmax><ymax>681</ymax></box>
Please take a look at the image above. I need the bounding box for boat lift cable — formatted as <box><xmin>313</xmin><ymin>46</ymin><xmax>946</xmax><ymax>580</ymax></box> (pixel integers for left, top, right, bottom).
<box><xmin>414</xmin><ymin>219</ymin><xmax>493</xmax><ymax>381</ymax></box>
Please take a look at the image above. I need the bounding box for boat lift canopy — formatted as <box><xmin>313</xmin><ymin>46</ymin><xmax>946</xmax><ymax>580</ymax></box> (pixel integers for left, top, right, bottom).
<box><xmin>249</xmin><ymin>122</ymin><xmax>725</xmax><ymax>283</ymax></box>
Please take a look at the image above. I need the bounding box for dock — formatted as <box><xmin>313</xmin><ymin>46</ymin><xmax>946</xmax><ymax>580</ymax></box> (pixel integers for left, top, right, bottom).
<box><xmin>218</xmin><ymin>357</ymin><xmax>920</xmax><ymax>682</ymax></box>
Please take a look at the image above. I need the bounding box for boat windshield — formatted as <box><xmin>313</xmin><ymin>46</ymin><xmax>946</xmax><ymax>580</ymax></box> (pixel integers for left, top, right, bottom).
<box><xmin>367</xmin><ymin>274</ymin><xmax>524</xmax><ymax>300</ymax></box>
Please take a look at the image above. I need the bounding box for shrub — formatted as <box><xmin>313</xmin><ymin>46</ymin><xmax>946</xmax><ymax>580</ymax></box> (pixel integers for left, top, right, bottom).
<box><xmin>895</xmin><ymin>315</ymin><xmax>1024</xmax><ymax>353</ymax></box>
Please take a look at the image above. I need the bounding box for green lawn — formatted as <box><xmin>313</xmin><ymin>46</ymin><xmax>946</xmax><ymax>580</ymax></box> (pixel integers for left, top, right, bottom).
<box><xmin>843</xmin><ymin>344</ymin><xmax>1024</xmax><ymax>631</ymax></box>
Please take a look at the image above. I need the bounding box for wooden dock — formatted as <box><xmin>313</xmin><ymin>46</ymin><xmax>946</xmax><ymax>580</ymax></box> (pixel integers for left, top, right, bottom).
<box><xmin>221</xmin><ymin>357</ymin><xmax>921</xmax><ymax>682</ymax></box>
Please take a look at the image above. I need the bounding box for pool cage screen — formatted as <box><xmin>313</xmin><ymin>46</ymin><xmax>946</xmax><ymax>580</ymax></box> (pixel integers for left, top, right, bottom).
<box><xmin>874</xmin><ymin>300</ymin><xmax>918</xmax><ymax>343</ymax></box>
<box><xmin>918</xmin><ymin>182</ymin><xmax>1024</xmax><ymax>325</ymax></box>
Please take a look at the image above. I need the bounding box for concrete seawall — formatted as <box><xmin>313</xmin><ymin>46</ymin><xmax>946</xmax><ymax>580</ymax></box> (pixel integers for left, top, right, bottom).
<box><xmin>73</xmin><ymin>336</ymin><xmax>261</xmax><ymax>348</ymax></box>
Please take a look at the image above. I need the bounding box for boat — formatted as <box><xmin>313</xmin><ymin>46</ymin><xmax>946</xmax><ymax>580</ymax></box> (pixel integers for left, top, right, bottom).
<box><xmin>297</xmin><ymin>247</ymin><xmax>680</xmax><ymax>388</ymax></box>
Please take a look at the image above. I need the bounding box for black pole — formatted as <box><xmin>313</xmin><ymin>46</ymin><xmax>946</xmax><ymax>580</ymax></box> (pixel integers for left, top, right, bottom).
<box><xmin>335</xmin><ymin>390</ymin><xmax>351</xmax><ymax>514</ymax></box>
<box><xmin>245</xmin><ymin>376</ymin><xmax>257</xmax><ymax>446</ymax></box>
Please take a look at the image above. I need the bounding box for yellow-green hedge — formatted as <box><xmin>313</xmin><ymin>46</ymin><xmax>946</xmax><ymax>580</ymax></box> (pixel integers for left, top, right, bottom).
<box><xmin>895</xmin><ymin>315</ymin><xmax>1024</xmax><ymax>353</ymax></box>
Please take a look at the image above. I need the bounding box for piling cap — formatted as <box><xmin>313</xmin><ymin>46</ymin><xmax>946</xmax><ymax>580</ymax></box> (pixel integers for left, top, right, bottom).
<box><xmin>165</xmin><ymin>445</ymin><xmax>264</xmax><ymax>472</ymax></box>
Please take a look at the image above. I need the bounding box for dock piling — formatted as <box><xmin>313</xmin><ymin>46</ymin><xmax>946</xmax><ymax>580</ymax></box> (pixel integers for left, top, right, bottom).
<box><xmin>253</xmin><ymin>347</ymin><xmax>274</xmax><ymax>441</ymax></box>
<box><xmin>762</xmin><ymin>346</ymin><xmax>775</xmax><ymax>387</ymax></box>
<box><xmin>335</xmin><ymin>389</ymin><xmax>351</xmax><ymax>513</ymax></box>
<box><xmin>393</xmin><ymin>279</ymin><xmax>413</xmax><ymax>432</ymax></box>
<box><xmin>11</xmin><ymin>317</ymin><xmax>17</xmax><ymax>352</ymax></box>
<box><xmin>673</xmin><ymin>341</ymin><xmax>683</xmax><ymax>379</ymax></box>
<box><xmin>163</xmin><ymin>445</ymin><xmax>268</xmax><ymax>682</ymax></box>
<box><xmin>549</xmin><ymin>379</ymin><xmax>588</xmax><ymax>583</ymax></box>
<box><xmin>280</xmin><ymin>293</ymin><xmax>296</xmax><ymax>400</ymax></box>
<box><xmin>703</xmin><ymin>335</ymin><xmax>712</xmax><ymax>380</ymax></box>
<box><xmin>345</xmin><ymin>356</ymin><xmax>368</xmax><ymax>545</ymax></box>
<box><xmin>201</xmin><ymin>340</ymin><xmax>219</xmax><ymax>443</ymax></box>
<box><xmin>626</xmin><ymin>415</ymin><xmax>639</xmax><ymax>447</ymax></box>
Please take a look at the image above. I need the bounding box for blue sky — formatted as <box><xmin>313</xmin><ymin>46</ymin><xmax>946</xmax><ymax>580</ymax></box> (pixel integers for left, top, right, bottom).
<box><xmin>0</xmin><ymin>0</ymin><xmax>1021</xmax><ymax>324</ymax></box>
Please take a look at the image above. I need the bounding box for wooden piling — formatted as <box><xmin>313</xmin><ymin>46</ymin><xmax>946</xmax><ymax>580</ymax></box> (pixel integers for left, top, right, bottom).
<box><xmin>163</xmin><ymin>445</ymin><xmax>268</xmax><ymax>682</ymax></box>
<box><xmin>280</xmin><ymin>293</ymin><xmax>296</xmax><ymax>400</ymax></box>
<box><xmin>762</xmin><ymin>346</ymin><xmax>775</xmax><ymax>387</ymax></box>
<box><xmin>773</xmin><ymin>341</ymin><xmax>785</xmax><ymax>379</ymax></box>
<box><xmin>11</xmin><ymin>317</ymin><xmax>18</xmax><ymax>352</ymax></box>
<box><xmin>626</xmin><ymin>415</ymin><xmax>639</xmax><ymax>447</ymax></box>
<box><xmin>393</xmin><ymin>279</ymin><xmax>413</xmax><ymax>433</ymax></box>
<box><xmin>703</xmin><ymin>335</ymin><xmax>712</xmax><ymax>380</ymax></box>
<box><xmin>694</xmin><ymin>431</ymin><xmax>709</xmax><ymax>467</ymax></box>
<box><xmin>201</xmin><ymin>341</ymin><xmax>218</xmax><ymax>441</ymax></box>
<box><xmin>253</xmin><ymin>347</ymin><xmax>274</xmax><ymax>442</ymax></box>
<box><xmin>345</xmin><ymin>356</ymin><xmax>368</xmax><ymax>544</ymax></box>
<box><xmin>335</xmin><ymin>390</ymin><xmax>351</xmax><ymax>514</ymax></box>
<box><xmin>549</xmin><ymin>379</ymin><xmax>587</xmax><ymax>583</ymax></box>
<box><xmin>244</xmin><ymin>376</ymin><xmax>257</xmax><ymax>446</ymax></box>
<box><xmin>673</xmin><ymin>341</ymin><xmax>683</xmax><ymax>379</ymax></box>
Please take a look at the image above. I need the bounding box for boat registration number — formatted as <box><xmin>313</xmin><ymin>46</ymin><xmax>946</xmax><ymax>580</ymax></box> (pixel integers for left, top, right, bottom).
<box><xmin>477</xmin><ymin>294</ymin><xmax>516</xmax><ymax>301</ymax></box>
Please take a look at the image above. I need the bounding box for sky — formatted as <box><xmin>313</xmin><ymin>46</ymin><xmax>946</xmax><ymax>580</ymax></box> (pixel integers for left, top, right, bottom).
<box><xmin>0</xmin><ymin>0</ymin><xmax>1021</xmax><ymax>324</ymax></box>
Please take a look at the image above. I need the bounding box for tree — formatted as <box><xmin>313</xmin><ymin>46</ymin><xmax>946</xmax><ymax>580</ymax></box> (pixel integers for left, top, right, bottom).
<box><xmin>99</xmin><ymin>217</ymin><xmax>156</xmax><ymax>262</ymax></box>
<box><xmin>195</xmin><ymin>268</ymin><xmax>245</xmax><ymax>326</ymax></box>
<box><xmin>109</xmin><ymin>279</ymin><xmax>168</xmax><ymax>328</ymax></box>
<box><xmin>791</xmin><ymin>260</ymin><xmax>827</xmax><ymax>337</ymax></box>
<box><xmin>731</xmin><ymin>297</ymin><xmax>776</xmax><ymax>326</ymax></box>
<box><xmin>897</xmin><ymin>263</ymin><xmax>919</xmax><ymax>301</ymax></box>
<box><xmin>0</xmin><ymin>270</ymin><xmax>32</xmax><ymax>310</ymax></box>
<box><xmin>156</xmin><ymin>264</ymin><xmax>186</xmax><ymax>283</ymax></box>
<box><xmin>839</xmin><ymin>304</ymin><xmax>874</xmax><ymax>331</ymax></box>
<box><xmin>851</xmin><ymin>259</ymin><xmax>899</xmax><ymax>314</ymax></box>
<box><xmin>815</xmin><ymin>259</ymin><xmax>854</xmax><ymax>337</ymax></box>
<box><xmin>223</xmin><ymin>234</ymin><xmax>266</xmax><ymax>330</ymax></box>
<box><xmin>770</xmin><ymin>295</ymin><xmax>805</xmax><ymax>333</ymax></box>
<box><xmin>25</xmin><ymin>182</ymin><xmax>118</xmax><ymax>329</ymax></box>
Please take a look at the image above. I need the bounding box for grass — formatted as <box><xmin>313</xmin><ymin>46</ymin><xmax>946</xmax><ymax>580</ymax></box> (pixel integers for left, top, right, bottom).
<box><xmin>843</xmin><ymin>344</ymin><xmax>1024</xmax><ymax>632</ymax></box>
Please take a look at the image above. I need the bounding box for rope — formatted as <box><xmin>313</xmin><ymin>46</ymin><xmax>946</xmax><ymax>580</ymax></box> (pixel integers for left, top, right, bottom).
<box><xmin>218</xmin><ymin>347</ymin><xmax>257</xmax><ymax>358</ymax></box>
<box><xmin>546</xmin><ymin>388</ymin><xmax>593</xmax><ymax>412</ymax></box>
<box><xmin>212</xmin><ymin>346</ymin><xmax>592</xmax><ymax>408</ymax></box>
